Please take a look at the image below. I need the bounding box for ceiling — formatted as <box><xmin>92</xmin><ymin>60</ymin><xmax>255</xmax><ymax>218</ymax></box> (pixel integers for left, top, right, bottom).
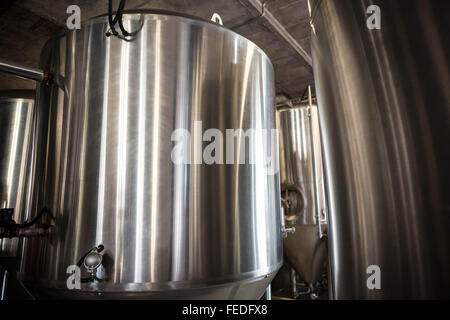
<box><xmin>0</xmin><ymin>0</ymin><xmax>313</xmax><ymax>98</ymax></box>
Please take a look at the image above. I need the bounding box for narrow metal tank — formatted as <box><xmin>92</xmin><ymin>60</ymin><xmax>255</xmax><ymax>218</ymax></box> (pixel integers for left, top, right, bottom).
<box><xmin>310</xmin><ymin>0</ymin><xmax>450</xmax><ymax>299</ymax></box>
<box><xmin>276</xmin><ymin>102</ymin><xmax>327</xmax><ymax>285</ymax></box>
<box><xmin>0</xmin><ymin>91</ymin><xmax>35</xmax><ymax>258</ymax></box>
<box><xmin>22</xmin><ymin>10</ymin><xmax>282</xmax><ymax>299</ymax></box>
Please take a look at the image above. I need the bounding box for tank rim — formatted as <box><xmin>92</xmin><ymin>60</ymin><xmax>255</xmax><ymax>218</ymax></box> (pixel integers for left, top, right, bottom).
<box><xmin>21</xmin><ymin>262</ymin><xmax>282</xmax><ymax>294</ymax></box>
<box><xmin>41</xmin><ymin>9</ymin><xmax>274</xmax><ymax>72</ymax></box>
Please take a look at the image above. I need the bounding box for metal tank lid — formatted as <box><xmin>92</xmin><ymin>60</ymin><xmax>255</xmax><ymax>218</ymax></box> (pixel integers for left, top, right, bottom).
<box><xmin>44</xmin><ymin>9</ymin><xmax>274</xmax><ymax>72</ymax></box>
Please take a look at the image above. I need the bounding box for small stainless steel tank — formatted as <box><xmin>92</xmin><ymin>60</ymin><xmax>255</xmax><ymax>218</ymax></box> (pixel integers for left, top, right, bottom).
<box><xmin>0</xmin><ymin>91</ymin><xmax>35</xmax><ymax>257</ymax></box>
<box><xmin>276</xmin><ymin>103</ymin><xmax>327</xmax><ymax>284</ymax></box>
<box><xmin>22</xmin><ymin>10</ymin><xmax>282</xmax><ymax>299</ymax></box>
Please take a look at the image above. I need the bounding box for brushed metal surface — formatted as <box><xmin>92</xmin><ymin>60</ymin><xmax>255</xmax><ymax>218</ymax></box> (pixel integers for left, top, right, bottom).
<box><xmin>23</xmin><ymin>12</ymin><xmax>282</xmax><ymax>299</ymax></box>
<box><xmin>277</xmin><ymin>104</ymin><xmax>327</xmax><ymax>225</ymax></box>
<box><xmin>277</xmin><ymin>104</ymin><xmax>327</xmax><ymax>283</ymax></box>
<box><xmin>310</xmin><ymin>0</ymin><xmax>450</xmax><ymax>299</ymax></box>
<box><xmin>0</xmin><ymin>92</ymin><xmax>35</xmax><ymax>257</ymax></box>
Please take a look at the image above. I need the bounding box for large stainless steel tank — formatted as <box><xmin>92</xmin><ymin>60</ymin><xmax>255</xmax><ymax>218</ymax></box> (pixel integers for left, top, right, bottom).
<box><xmin>310</xmin><ymin>0</ymin><xmax>450</xmax><ymax>299</ymax></box>
<box><xmin>0</xmin><ymin>91</ymin><xmax>35</xmax><ymax>258</ymax></box>
<box><xmin>22</xmin><ymin>10</ymin><xmax>282</xmax><ymax>299</ymax></box>
<box><xmin>277</xmin><ymin>103</ymin><xmax>327</xmax><ymax>284</ymax></box>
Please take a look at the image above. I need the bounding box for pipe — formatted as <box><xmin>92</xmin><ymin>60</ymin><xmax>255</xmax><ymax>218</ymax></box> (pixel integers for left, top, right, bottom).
<box><xmin>265</xmin><ymin>284</ymin><xmax>272</xmax><ymax>300</ymax></box>
<box><xmin>16</xmin><ymin>227</ymin><xmax>51</xmax><ymax>238</ymax></box>
<box><xmin>290</xmin><ymin>267</ymin><xmax>297</xmax><ymax>298</ymax></box>
<box><xmin>307</xmin><ymin>85</ymin><xmax>326</xmax><ymax>238</ymax></box>
<box><xmin>0</xmin><ymin>59</ymin><xmax>47</xmax><ymax>82</ymax></box>
<box><xmin>0</xmin><ymin>269</ymin><xmax>8</xmax><ymax>300</ymax></box>
<box><xmin>238</xmin><ymin>0</ymin><xmax>312</xmax><ymax>68</ymax></box>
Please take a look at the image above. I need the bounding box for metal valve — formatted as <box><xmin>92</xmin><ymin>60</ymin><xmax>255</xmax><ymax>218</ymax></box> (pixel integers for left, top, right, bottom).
<box><xmin>83</xmin><ymin>246</ymin><xmax>104</xmax><ymax>275</ymax></box>
<box><xmin>280</xmin><ymin>206</ymin><xmax>296</xmax><ymax>238</ymax></box>
<box><xmin>77</xmin><ymin>244</ymin><xmax>105</xmax><ymax>282</ymax></box>
<box><xmin>282</xmin><ymin>226</ymin><xmax>296</xmax><ymax>238</ymax></box>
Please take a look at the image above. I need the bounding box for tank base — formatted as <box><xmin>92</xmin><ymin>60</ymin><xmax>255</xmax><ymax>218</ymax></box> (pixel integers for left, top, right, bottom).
<box><xmin>27</xmin><ymin>271</ymin><xmax>279</xmax><ymax>300</ymax></box>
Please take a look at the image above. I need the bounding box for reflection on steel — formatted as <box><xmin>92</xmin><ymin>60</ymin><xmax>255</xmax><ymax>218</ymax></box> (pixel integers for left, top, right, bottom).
<box><xmin>0</xmin><ymin>91</ymin><xmax>35</xmax><ymax>257</ymax></box>
<box><xmin>22</xmin><ymin>11</ymin><xmax>282</xmax><ymax>299</ymax></box>
<box><xmin>277</xmin><ymin>103</ymin><xmax>327</xmax><ymax>226</ymax></box>
<box><xmin>310</xmin><ymin>0</ymin><xmax>450</xmax><ymax>298</ymax></box>
<box><xmin>276</xmin><ymin>101</ymin><xmax>328</xmax><ymax>284</ymax></box>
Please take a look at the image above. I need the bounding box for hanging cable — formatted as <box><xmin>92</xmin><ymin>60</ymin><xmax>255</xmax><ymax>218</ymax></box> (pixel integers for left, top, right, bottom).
<box><xmin>117</xmin><ymin>0</ymin><xmax>130</xmax><ymax>36</ymax></box>
<box><xmin>107</xmin><ymin>0</ymin><xmax>119</xmax><ymax>36</ymax></box>
<box><xmin>106</xmin><ymin>0</ymin><xmax>144</xmax><ymax>40</ymax></box>
<box><xmin>106</xmin><ymin>0</ymin><xmax>129</xmax><ymax>37</ymax></box>
<box><xmin>15</xmin><ymin>207</ymin><xmax>54</xmax><ymax>229</ymax></box>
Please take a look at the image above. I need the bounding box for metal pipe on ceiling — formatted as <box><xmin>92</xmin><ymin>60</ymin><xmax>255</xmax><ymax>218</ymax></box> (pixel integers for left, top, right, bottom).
<box><xmin>238</xmin><ymin>0</ymin><xmax>313</xmax><ymax>68</ymax></box>
<box><xmin>0</xmin><ymin>59</ymin><xmax>46</xmax><ymax>82</ymax></box>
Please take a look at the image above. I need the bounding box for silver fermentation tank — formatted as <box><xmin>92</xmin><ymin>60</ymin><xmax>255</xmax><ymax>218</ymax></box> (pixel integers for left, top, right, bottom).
<box><xmin>0</xmin><ymin>91</ymin><xmax>35</xmax><ymax>257</ymax></box>
<box><xmin>310</xmin><ymin>0</ymin><xmax>450</xmax><ymax>298</ymax></box>
<box><xmin>21</xmin><ymin>11</ymin><xmax>282</xmax><ymax>299</ymax></box>
<box><xmin>276</xmin><ymin>101</ymin><xmax>327</xmax><ymax>288</ymax></box>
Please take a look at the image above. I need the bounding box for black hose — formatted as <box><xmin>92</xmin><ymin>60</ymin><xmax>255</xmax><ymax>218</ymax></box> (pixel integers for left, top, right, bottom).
<box><xmin>107</xmin><ymin>0</ymin><xmax>130</xmax><ymax>37</ymax></box>
<box><xmin>15</xmin><ymin>207</ymin><xmax>54</xmax><ymax>229</ymax></box>
<box><xmin>107</xmin><ymin>0</ymin><xmax>119</xmax><ymax>36</ymax></box>
<box><xmin>117</xmin><ymin>0</ymin><xmax>130</xmax><ymax>36</ymax></box>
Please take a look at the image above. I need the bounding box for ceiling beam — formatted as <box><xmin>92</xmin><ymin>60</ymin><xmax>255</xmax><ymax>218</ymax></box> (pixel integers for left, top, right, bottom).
<box><xmin>238</xmin><ymin>0</ymin><xmax>312</xmax><ymax>68</ymax></box>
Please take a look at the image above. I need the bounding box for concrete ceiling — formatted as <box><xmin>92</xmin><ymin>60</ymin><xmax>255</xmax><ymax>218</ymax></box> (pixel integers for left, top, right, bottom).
<box><xmin>0</xmin><ymin>0</ymin><xmax>313</xmax><ymax>98</ymax></box>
